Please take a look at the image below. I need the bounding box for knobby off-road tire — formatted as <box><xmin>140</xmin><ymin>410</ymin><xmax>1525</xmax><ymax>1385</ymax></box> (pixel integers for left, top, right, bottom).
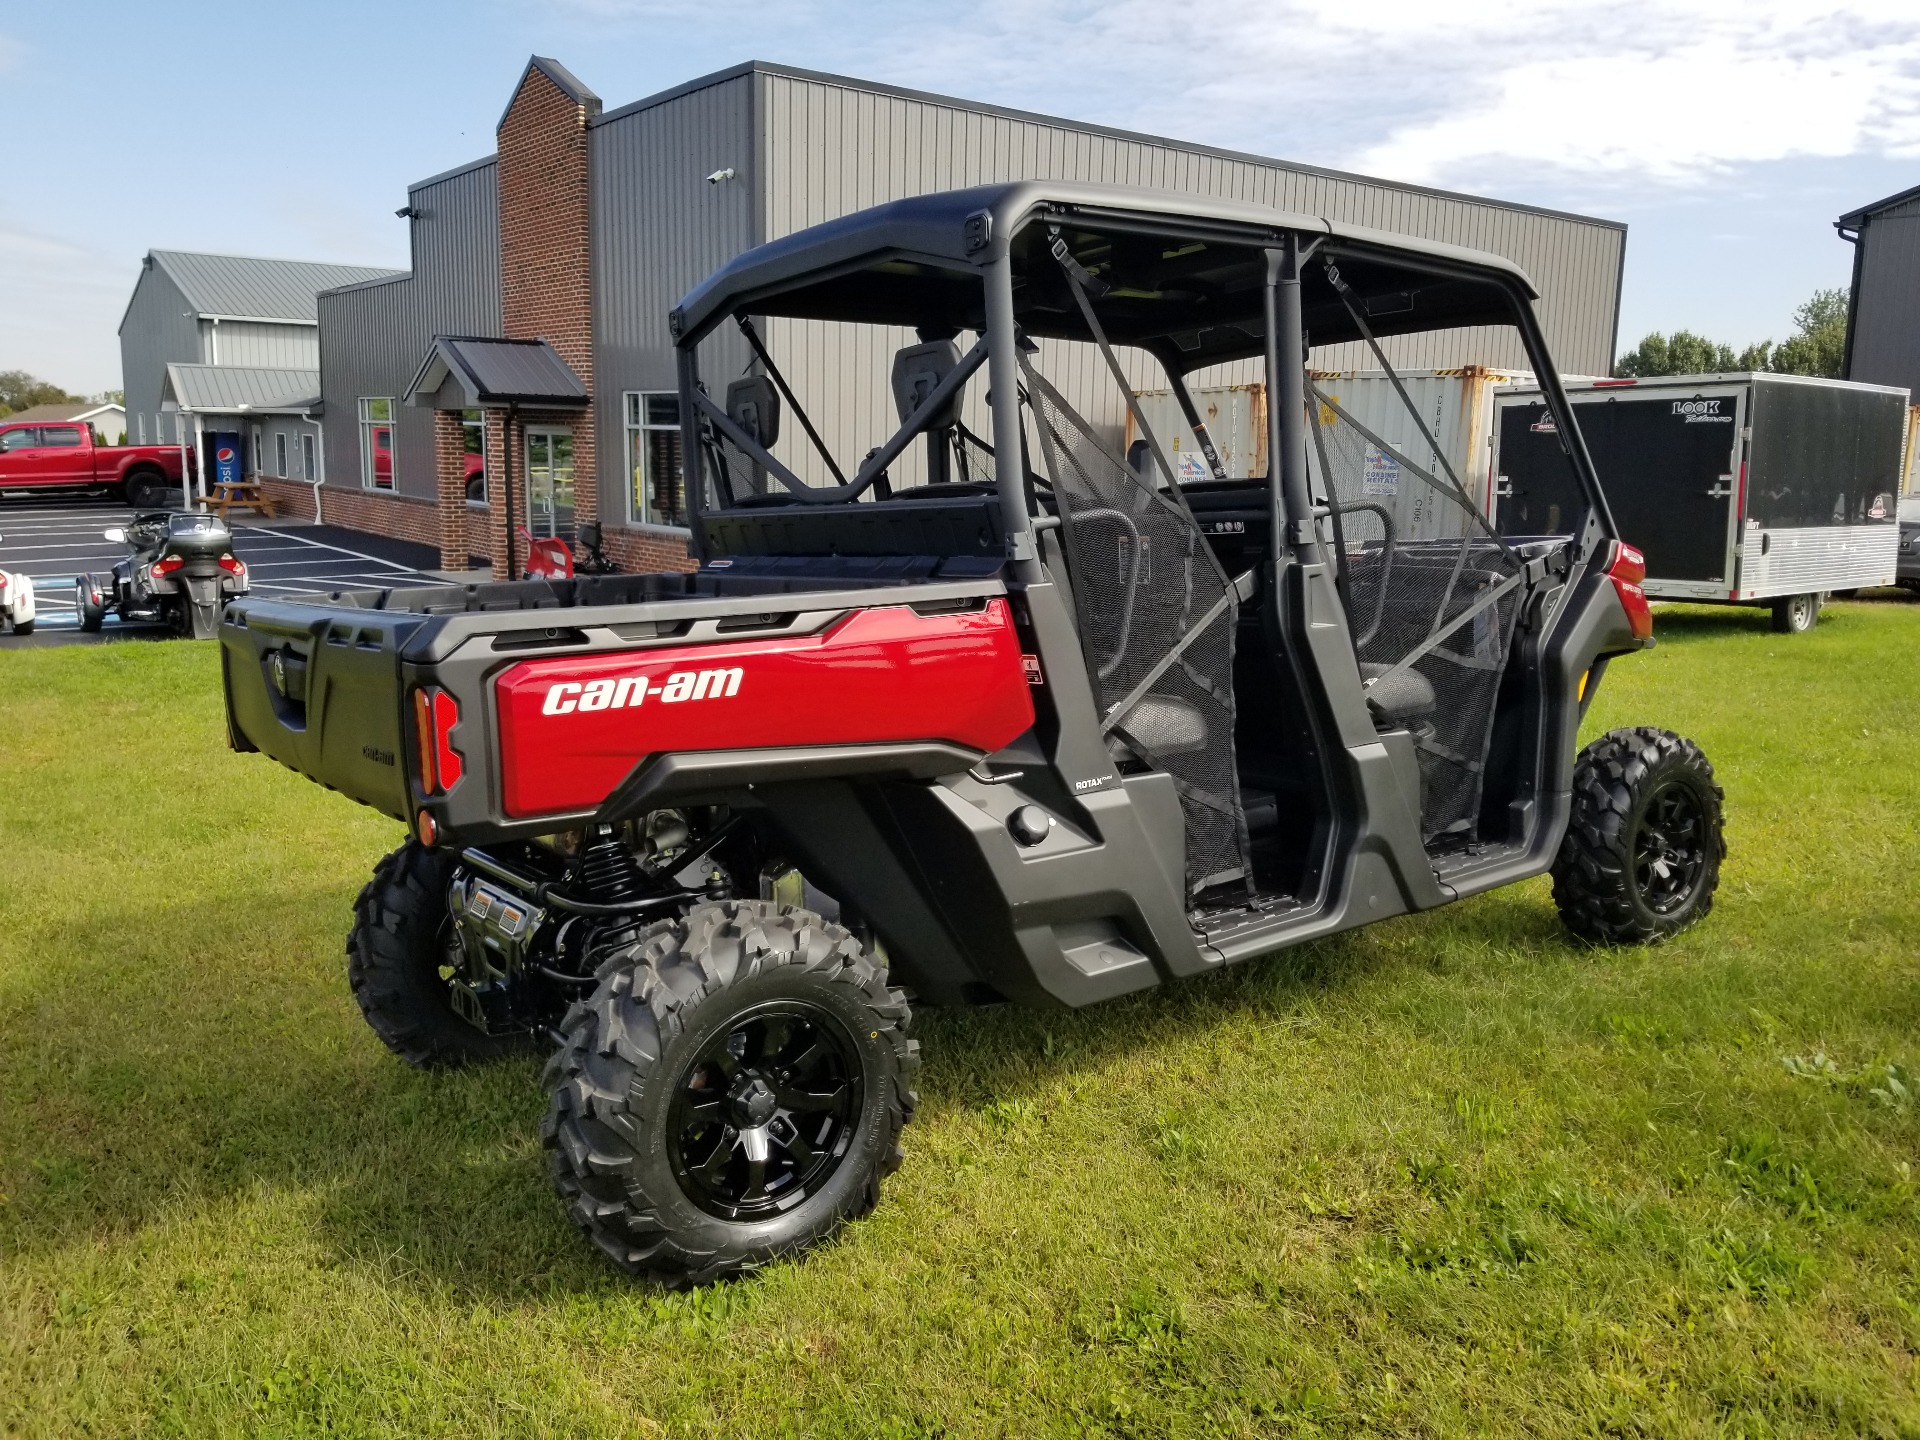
<box><xmin>348</xmin><ymin>841</ymin><xmax>535</xmax><ymax>1068</ymax></box>
<box><xmin>1552</xmin><ymin>727</ymin><xmax>1725</xmax><ymax>946</ymax></box>
<box><xmin>542</xmin><ymin>900</ymin><xmax>917</xmax><ymax>1286</ymax></box>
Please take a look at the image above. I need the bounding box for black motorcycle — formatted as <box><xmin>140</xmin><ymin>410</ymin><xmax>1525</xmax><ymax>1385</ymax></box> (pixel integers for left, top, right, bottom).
<box><xmin>101</xmin><ymin>512</ymin><xmax>250</xmax><ymax>639</ymax></box>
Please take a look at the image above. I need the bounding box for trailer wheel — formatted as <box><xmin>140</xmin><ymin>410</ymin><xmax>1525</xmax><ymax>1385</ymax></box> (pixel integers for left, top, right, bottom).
<box><xmin>348</xmin><ymin>842</ymin><xmax>536</xmax><ymax>1068</ymax></box>
<box><xmin>542</xmin><ymin>899</ymin><xmax>917</xmax><ymax>1286</ymax></box>
<box><xmin>1552</xmin><ymin>727</ymin><xmax>1725</xmax><ymax>946</ymax></box>
<box><xmin>10</xmin><ymin>618</ymin><xmax>32</xmax><ymax>636</ymax></box>
<box><xmin>1770</xmin><ymin>592</ymin><xmax>1821</xmax><ymax>633</ymax></box>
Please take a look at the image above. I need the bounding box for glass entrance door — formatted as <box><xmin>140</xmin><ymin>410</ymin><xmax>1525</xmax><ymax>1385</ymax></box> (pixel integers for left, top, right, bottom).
<box><xmin>525</xmin><ymin>428</ymin><xmax>575</xmax><ymax>539</ymax></box>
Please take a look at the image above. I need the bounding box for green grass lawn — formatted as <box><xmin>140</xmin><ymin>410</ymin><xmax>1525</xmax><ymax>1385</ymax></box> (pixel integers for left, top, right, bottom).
<box><xmin>3</xmin><ymin>597</ymin><xmax>1919</xmax><ymax>1438</ymax></box>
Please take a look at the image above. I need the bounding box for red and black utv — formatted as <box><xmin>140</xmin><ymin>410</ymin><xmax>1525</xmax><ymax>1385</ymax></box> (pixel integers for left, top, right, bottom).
<box><xmin>220</xmin><ymin>183</ymin><xmax>1724</xmax><ymax>1284</ymax></box>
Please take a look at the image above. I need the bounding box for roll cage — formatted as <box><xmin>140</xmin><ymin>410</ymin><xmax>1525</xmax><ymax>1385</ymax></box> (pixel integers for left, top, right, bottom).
<box><xmin>669</xmin><ymin>180</ymin><xmax>1618</xmax><ymax>568</ymax></box>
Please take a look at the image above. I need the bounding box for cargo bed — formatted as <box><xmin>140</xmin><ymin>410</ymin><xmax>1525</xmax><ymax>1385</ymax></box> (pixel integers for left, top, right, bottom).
<box><xmin>221</xmin><ymin>557</ymin><xmax>1020</xmax><ymax>842</ymax></box>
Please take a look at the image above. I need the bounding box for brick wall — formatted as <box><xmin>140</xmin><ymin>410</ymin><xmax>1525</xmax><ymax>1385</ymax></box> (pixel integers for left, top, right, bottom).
<box><xmin>258</xmin><ymin>476</ymin><xmax>443</xmax><ymax>551</ymax></box>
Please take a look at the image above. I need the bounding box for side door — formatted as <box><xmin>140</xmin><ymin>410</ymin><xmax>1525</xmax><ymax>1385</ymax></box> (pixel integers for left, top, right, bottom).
<box><xmin>0</xmin><ymin>425</ymin><xmax>43</xmax><ymax>485</ymax></box>
<box><xmin>37</xmin><ymin>424</ymin><xmax>92</xmax><ymax>485</ymax></box>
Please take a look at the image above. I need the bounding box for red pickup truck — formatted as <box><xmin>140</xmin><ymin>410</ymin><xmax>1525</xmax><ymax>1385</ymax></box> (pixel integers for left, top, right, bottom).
<box><xmin>0</xmin><ymin>419</ymin><xmax>192</xmax><ymax>506</ymax></box>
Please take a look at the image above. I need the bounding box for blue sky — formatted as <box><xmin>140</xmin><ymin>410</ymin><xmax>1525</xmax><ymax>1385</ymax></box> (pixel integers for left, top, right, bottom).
<box><xmin>3</xmin><ymin>0</ymin><xmax>1916</xmax><ymax>394</ymax></box>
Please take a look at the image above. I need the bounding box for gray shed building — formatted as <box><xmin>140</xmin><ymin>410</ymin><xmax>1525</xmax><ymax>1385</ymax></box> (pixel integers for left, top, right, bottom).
<box><xmin>118</xmin><ymin>250</ymin><xmax>402</xmax><ymax>461</ymax></box>
<box><xmin>1839</xmin><ymin>182</ymin><xmax>1920</xmax><ymax>398</ymax></box>
<box><xmin>302</xmin><ymin>57</ymin><xmax>1628</xmax><ymax>575</ymax></box>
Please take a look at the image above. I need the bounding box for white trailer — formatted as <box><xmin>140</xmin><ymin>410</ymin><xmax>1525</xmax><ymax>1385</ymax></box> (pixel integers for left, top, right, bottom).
<box><xmin>1491</xmin><ymin>372</ymin><xmax>1908</xmax><ymax>632</ymax></box>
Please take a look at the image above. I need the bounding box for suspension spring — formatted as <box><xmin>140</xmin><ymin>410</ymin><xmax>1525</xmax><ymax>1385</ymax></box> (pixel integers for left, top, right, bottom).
<box><xmin>581</xmin><ymin>825</ymin><xmax>644</xmax><ymax>904</ymax></box>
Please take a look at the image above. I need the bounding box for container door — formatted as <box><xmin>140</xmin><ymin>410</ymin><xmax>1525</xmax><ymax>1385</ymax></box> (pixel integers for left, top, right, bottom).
<box><xmin>1583</xmin><ymin>389</ymin><xmax>1741</xmax><ymax>586</ymax></box>
<box><xmin>1493</xmin><ymin>398</ymin><xmax>1590</xmax><ymax>539</ymax></box>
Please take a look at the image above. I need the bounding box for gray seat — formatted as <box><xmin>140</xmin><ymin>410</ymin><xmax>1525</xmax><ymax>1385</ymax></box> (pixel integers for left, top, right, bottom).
<box><xmin>1359</xmin><ymin>662</ymin><xmax>1437</xmax><ymax>726</ymax></box>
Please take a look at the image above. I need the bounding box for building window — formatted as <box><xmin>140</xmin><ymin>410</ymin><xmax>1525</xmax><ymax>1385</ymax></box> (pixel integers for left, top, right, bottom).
<box><xmin>137</xmin><ymin>412</ymin><xmax>146</xmax><ymax>445</ymax></box>
<box><xmin>275</xmin><ymin>432</ymin><xmax>288</xmax><ymax>477</ymax></box>
<box><xmin>359</xmin><ymin>398</ymin><xmax>395</xmax><ymax>490</ymax></box>
<box><xmin>251</xmin><ymin>425</ymin><xmax>264</xmax><ymax>477</ymax></box>
<box><xmin>301</xmin><ymin>432</ymin><xmax>316</xmax><ymax>482</ymax></box>
<box><xmin>462</xmin><ymin>409</ymin><xmax>486</xmax><ymax>504</ymax></box>
<box><xmin>625</xmin><ymin>392</ymin><xmax>685</xmax><ymax>528</ymax></box>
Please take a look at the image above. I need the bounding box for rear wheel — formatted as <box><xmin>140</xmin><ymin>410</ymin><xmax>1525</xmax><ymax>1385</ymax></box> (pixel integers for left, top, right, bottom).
<box><xmin>1771</xmin><ymin>592</ymin><xmax>1821</xmax><ymax>633</ymax></box>
<box><xmin>348</xmin><ymin>842</ymin><xmax>536</xmax><ymax>1068</ymax></box>
<box><xmin>542</xmin><ymin>899</ymin><xmax>916</xmax><ymax>1285</ymax></box>
<box><xmin>1553</xmin><ymin>727</ymin><xmax>1725</xmax><ymax>945</ymax></box>
<box><xmin>78</xmin><ymin>578</ymin><xmax>105</xmax><ymax>633</ymax></box>
<box><xmin>123</xmin><ymin>471</ymin><xmax>164</xmax><ymax>508</ymax></box>
<box><xmin>10</xmin><ymin>618</ymin><xmax>32</xmax><ymax>636</ymax></box>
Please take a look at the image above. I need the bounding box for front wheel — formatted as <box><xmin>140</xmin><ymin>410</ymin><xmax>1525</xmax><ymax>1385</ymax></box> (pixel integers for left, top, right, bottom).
<box><xmin>1553</xmin><ymin>727</ymin><xmax>1725</xmax><ymax>946</ymax></box>
<box><xmin>542</xmin><ymin>900</ymin><xmax>917</xmax><ymax>1285</ymax></box>
<box><xmin>1771</xmin><ymin>592</ymin><xmax>1821</xmax><ymax>633</ymax></box>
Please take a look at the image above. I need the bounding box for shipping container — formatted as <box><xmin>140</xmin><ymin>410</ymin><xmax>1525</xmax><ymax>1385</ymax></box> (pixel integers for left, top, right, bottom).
<box><xmin>1491</xmin><ymin>372</ymin><xmax>1910</xmax><ymax>629</ymax></box>
<box><xmin>1133</xmin><ymin>368</ymin><xmax>1533</xmax><ymax>542</ymax></box>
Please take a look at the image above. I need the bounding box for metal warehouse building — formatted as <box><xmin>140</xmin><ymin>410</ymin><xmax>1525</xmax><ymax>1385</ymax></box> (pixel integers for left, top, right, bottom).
<box><xmin>282</xmin><ymin>56</ymin><xmax>1627</xmax><ymax>576</ymax></box>
<box><xmin>1839</xmin><ymin>182</ymin><xmax>1920</xmax><ymax>398</ymax></box>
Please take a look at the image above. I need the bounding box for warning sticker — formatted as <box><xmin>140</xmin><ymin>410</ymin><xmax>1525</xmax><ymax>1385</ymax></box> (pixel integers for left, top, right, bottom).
<box><xmin>1177</xmin><ymin>451</ymin><xmax>1210</xmax><ymax>483</ymax></box>
<box><xmin>1363</xmin><ymin>447</ymin><xmax>1401</xmax><ymax>497</ymax></box>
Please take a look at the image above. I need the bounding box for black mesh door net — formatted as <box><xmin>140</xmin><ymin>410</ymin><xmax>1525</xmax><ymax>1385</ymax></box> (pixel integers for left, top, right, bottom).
<box><xmin>1022</xmin><ymin>358</ymin><xmax>1251</xmax><ymax>894</ymax></box>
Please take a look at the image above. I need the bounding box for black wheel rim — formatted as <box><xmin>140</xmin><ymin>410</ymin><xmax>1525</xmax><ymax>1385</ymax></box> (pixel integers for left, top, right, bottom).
<box><xmin>667</xmin><ymin>1001</ymin><xmax>862</xmax><ymax>1221</ymax></box>
<box><xmin>1632</xmin><ymin>779</ymin><xmax>1708</xmax><ymax>915</ymax></box>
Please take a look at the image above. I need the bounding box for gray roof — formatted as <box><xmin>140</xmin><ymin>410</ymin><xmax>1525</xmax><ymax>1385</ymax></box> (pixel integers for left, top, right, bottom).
<box><xmin>148</xmin><ymin>250</ymin><xmax>405</xmax><ymax>323</ymax></box>
<box><xmin>162</xmin><ymin>364</ymin><xmax>322</xmax><ymax>413</ymax></box>
<box><xmin>1838</xmin><ymin>182</ymin><xmax>1920</xmax><ymax>226</ymax></box>
<box><xmin>406</xmin><ymin>336</ymin><xmax>588</xmax><ymax>408</ymax></box>
<box><xmin>2</xmin><ymin>400</ymin><xmax>123</xmax><ymax>424</ymax></box>
<box><xmin>501</xmin><ymin>55</ymin><xmax>602</xmax><ymax>130</ymax></box>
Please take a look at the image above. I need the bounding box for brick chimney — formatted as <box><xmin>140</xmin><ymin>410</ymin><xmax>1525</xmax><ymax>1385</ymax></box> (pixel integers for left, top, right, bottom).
<box><xmin>485</xmin><ymin>56</ymin><xmax>600</xmax><ymax>577</ymax></box>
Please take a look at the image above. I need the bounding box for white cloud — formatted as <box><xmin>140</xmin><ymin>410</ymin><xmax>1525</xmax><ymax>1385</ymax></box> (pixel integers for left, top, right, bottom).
<box><xmin>544</xmin><ymin>0</ymin><xmax>1920</xmax><ymax>192</ymax></box>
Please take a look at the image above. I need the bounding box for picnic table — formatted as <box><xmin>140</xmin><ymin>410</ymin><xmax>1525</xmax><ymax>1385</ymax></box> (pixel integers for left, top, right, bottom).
<box><xmin>207</xmin><ymin>478</ymin><xmax>276</xmax><ymax>521</ymax></box>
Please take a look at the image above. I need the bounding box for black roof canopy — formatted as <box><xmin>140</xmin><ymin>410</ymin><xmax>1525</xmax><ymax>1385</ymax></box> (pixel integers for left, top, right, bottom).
<box><xmin>672</xmin><ymin>182</ymin><xmax>1541</xmax><ymax>373</ymax></box>
<box><xmin>407</xmin><ymin>336</ymin><xmax>589</xmax><ymax>410</ymax></box>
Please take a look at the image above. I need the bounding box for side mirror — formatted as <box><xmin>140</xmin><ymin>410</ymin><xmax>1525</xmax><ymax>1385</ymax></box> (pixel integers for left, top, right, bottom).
<box><xmin>103</xmin><ymin>527</ymin><xmax>126</xmax><ymax>543</ymax></box>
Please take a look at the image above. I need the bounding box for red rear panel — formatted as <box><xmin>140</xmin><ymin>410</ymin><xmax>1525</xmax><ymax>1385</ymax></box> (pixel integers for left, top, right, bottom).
<box><xmin>492</xmin><ymin>598</ymin><xmax>1034</xmax><ymax>818</ymax></box>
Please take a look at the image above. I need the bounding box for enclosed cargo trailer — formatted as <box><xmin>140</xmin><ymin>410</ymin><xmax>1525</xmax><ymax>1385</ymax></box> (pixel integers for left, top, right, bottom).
<box><xmin>1134</xmin><ymin>369</ymin><xmax>1532</xmax><ymax>542</ymax></box>
<box><xmin>1491</xmin><ymin>372</ymin><xmax>1908</xmax><ymax>631</ymax></box>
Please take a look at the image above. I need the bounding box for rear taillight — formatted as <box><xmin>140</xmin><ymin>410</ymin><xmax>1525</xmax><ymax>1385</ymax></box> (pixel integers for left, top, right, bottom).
<box><xmin>412</xmin><ymin>686</ymin><xmax>464</xmax><ymax>794</ymax></box>
<box><xmin>218</xmin><ymin>553</ymin><xmax>245</xmax><ymax>576</ymax></box>
<box><xmin>151</xmin><ymin>555</ymin><xmax>185</xmax><ymax>578</ymax></box>
<box><xmin>1606</xmin><ymin>541</ymin><xmax>1653</xmax><ymax>641</ymax></box>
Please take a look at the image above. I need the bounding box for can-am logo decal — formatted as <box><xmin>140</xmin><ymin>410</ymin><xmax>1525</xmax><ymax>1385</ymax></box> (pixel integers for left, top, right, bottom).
<box><xmin>1673</xmin><ymin>399</ymin><xmax>1732</xmax><ymax>423</ymax></box>
<box><xmin>541</xmin><ymin>667</ymin><xmax>743</xmax><ymax>715</ymax></box>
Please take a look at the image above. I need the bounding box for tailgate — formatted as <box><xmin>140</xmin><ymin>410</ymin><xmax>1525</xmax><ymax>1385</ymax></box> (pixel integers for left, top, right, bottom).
<box><xmin>221</xmin><ymin>598</ymin><xmax>429</xmax><ymax>819</ymax></box>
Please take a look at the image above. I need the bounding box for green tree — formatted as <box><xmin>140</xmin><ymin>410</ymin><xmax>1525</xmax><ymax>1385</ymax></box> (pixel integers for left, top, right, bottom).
<box><xmin>1767</xmin><ymin>288</ymin><xmax>1848</xmax><ymax>378</ymax></box>
<box><xmin>97</xmin><ymin>388</ymin><xmax>124</xmax><ymax>406</ymax></box>
<box><xmin>0</xmin><ymin>370</ymin><xmax>80</xmax><ymax>416</ymax></box>
<box><xmin>1615</xmin><ymin>330</ymin><xmax>1771</xmax><ymax>377</ymax></box>
<box><xmin>1614</xmin><ymin>287</ymin><xmax>1850</xmax><ymax>380</ymax></box>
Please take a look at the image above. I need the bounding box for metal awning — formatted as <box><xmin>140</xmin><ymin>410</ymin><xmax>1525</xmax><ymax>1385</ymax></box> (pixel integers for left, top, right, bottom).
<box><xmin>406</xmin><ymin>336</ymin><xmax>588</xmax><ymax>409</ymax></box>
<box><xmin>161</xmin><ymin>363</ymin><xmax>321</xmax><ymax>415</ymax></box>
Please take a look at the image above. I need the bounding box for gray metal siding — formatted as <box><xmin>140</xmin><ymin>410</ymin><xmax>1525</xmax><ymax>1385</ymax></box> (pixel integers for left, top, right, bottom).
<box><xmin>751</xmin><ymin>71</ymin><xmax>1624</xmax><ymax>487</ymax></box>
<box><xmin>590</xmin><ymin>74</ymin><xmax>756</xmax><ymax>526</ymax></box>
<box><xmin>318</xmin><ymin>161</ymin><xmax>502</xmax><ymax>499</ymax></box>
<box><xmin>207</xmin><ymin>320</ymin><xmax>319</xmax><ymax>369</ymax></box>
<box><xmin>1849</xmin><ymin>194</ymin><xmax>1920</xmax><ymax>397</ymax></box>
<box><xmin>119</xmin><ymin>266</ymin><xmax>204</xmax><ymax>447</ymax></box>
<box><xmin>758</xmin><ymin>72</ymin><xmax>1621</xmax><ymax>373</ymax></box>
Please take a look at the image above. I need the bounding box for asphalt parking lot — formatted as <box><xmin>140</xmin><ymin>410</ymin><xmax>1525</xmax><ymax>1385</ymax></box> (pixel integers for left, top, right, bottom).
<box><xmin>0</xmin><ymin>494</ymin><xmax>451</xmax><ymax>646</ymax></box>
